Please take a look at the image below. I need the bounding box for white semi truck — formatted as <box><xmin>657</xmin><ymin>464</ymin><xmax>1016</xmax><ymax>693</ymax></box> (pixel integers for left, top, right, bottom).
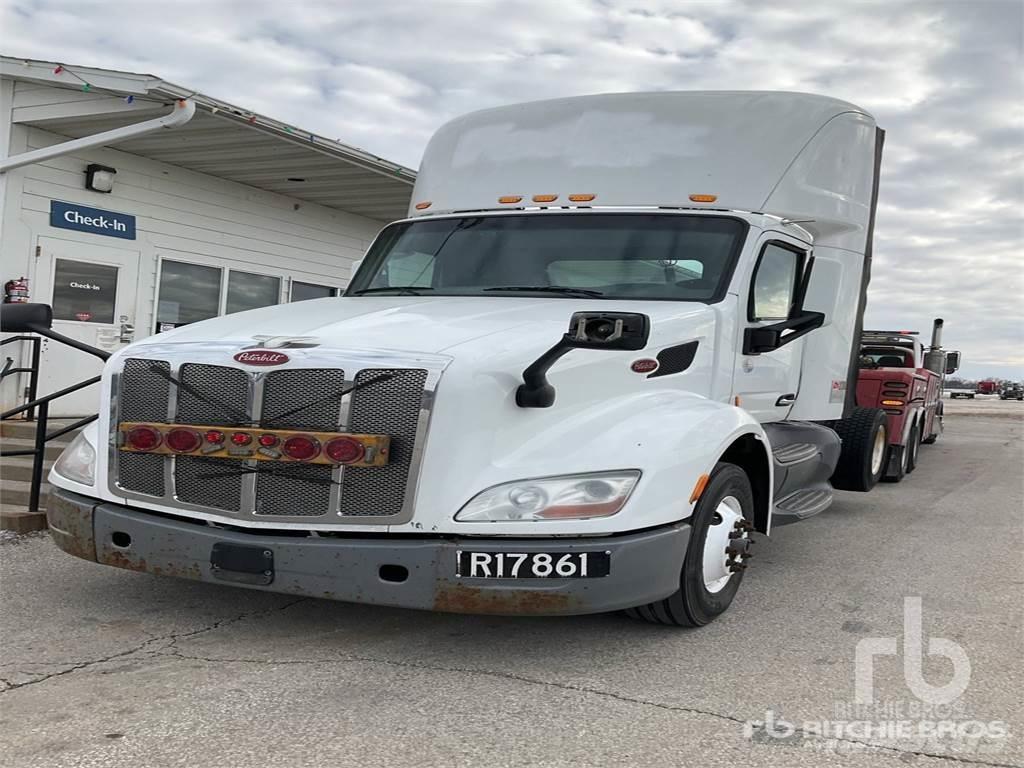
<box><xmin>40</xmin><ymin>91</ymin><xmax>888</xmax><ymax>625</ymax></box>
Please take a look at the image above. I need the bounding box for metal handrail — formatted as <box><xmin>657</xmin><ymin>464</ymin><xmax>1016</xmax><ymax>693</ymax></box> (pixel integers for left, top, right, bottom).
<box><xmin>1</xmin><ymin>335</ymin><xmax>41</xmax><ymax>420</ymax></box>
<box><xmin>1</xmin><ymin>323</ymin><xmax>110</xmax><ymax>513</ymax></box>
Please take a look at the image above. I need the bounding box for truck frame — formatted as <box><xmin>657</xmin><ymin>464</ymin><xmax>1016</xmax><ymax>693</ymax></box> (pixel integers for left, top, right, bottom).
<box><xmin>30</xmin><ymin>91</ymin><xmax>911</xmax><ymax>626</ymax></box>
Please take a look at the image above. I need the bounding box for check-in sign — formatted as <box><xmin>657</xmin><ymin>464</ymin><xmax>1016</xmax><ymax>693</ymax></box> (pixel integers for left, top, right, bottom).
<box><xmin>50</xmin><ymin>201</ymin><xmax>136</xmax><ymax>240</ymax></box>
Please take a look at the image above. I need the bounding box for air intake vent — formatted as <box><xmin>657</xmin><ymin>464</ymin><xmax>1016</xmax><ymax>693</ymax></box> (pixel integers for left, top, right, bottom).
<box><xmin>648</xmin><ymin>341</ymin><xmax>699</xmax><ymax>379</ymax></box>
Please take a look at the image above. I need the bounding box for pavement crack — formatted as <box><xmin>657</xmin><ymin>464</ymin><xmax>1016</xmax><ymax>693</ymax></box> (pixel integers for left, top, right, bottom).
<box><xmin>0</xmin><ymin>597</ymin><xmax>307</xmax><ymax>695</ymax></box>
<box><xmin>149</xmin><ymin>649</ymin><xmax>1019</xmax><ymax>768</ymax></box>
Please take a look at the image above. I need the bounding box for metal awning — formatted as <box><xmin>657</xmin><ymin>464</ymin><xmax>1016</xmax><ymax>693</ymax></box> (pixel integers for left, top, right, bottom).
<box><xmin>2</xmin><ymin>57</ymin><xmax>415</xmax><ymax>222</ymax></box>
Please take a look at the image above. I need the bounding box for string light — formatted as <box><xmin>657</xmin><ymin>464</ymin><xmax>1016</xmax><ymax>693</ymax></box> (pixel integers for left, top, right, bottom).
<box><xmin>248</xmin><ymin>115</ymin><xmax>257</xmax><ymax>124</ymax></box>
<box><xmin>82</xmin><ymin>83</ymin><xmax>91</xmax><ymax>92</ymax></box>
<box><xmin>53</xmin><ymin>65</ymin><xmax>63</xmax><ymax>74</ymax></box>
<box><xmin>211</xmin><ymin>107</ymin><xmax>219</xmax><ymax>114</ymax></box>
<box><xmin>283</xmin><ymin>126</ymin><xmax>294</xmax><ymax>133</ymax></box>
<box><xmin>124</xmin><ymin>95</ymin><xmax>134</xmax><ymax>104</ymax></box>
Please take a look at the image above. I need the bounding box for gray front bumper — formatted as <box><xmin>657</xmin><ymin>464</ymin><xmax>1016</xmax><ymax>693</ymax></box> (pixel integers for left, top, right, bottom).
<box><xmin>48</xmin><ymin>488</ymin><xmax>690</xmax><ymax>616</ymax></box>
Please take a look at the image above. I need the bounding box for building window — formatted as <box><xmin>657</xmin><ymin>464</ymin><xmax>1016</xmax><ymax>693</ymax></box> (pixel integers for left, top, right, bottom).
<box><xmin>51</xmin><ymin>258</ymin><xmax>118</xmax><ymax>324</ymax></box>
<box><xmin>291</xmin><ymin>281</ymin><xmax>335</xmax><ymax>302</ymax></box>
<box><xmin>157</xmin><ymin>260</ymin><xmax>221</xmax><ymax>330</ymax></box>
<box><xmin>227</xmin><ymin>271</ymin><xmax>281</xmax><ymax>315</ymax></box>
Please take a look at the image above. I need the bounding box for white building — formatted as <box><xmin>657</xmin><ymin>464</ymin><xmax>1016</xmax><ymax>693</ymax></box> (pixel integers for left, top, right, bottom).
<box><xmin>0</xmin><ymin>57</ymin><xmax>414</xmax><ymax>416</ymax></box>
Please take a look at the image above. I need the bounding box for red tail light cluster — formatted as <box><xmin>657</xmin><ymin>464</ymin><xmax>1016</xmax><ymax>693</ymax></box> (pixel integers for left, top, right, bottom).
<box><xmin>326</xmin><ymin>437</ymin><xmax>365</xmax><ymax>464</ymax></box>
<box><xmin>120</xmin><ymin>423</ymin><xmax>388</xmax><ymax>467</ymax></box>
<box><xmin>126</xmin><ymin>426</ymin><xmax>161</xmax><ymax>451</ymax></box>
<box><xmin>166</xmin><ymin>428</ymin><xmax>201</xmax><ymax>453</ymax></box>
<box><xmin>282</xmin><ymin>435</ymin><xmax>320</xmax><ymax>461</ymax></box>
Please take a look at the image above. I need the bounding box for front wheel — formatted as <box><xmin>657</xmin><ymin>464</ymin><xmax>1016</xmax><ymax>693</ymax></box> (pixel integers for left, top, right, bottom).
<box><xmin>624</xmin><ymin>463</ymin><xmax>754</xmax><ymax>627</ymax></box>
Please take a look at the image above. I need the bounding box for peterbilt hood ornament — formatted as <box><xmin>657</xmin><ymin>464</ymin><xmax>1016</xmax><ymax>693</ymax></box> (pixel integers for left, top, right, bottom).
<box><xmin>233</xmin><ymin>350</ymin><xmax>289</xmax><ymax>366</ymax></box>
<box><xmin>245</xmin><ymin>335</ymin><xmax>320</xmax><ymax>349</ymax></box>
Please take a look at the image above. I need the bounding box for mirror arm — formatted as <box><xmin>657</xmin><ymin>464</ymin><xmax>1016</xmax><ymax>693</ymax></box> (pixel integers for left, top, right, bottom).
<box><xmin>743</xmin><ymin>311</ymin><xmax>825</xmax><ymax>355</ymax></box>
<box><xmin>516</xmin><ymin>340</ymin><xmax>573</xmax><ymax>408</ymax></box>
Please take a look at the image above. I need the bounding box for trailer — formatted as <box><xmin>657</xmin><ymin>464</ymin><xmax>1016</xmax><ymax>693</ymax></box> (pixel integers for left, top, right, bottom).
<box><xmin>29</xmin><ymin>91</ymin><xmax>899</xmax><ymax>626</ymax></box>
<box><xmin>977</xmin><ymin>379</ymin><xmax>998</xmax><ymax>396</ymax></box>
<box><xmin>853</xmin><ymin>321</ymin><xmax>961</xmax><ymax>482</ymax></box>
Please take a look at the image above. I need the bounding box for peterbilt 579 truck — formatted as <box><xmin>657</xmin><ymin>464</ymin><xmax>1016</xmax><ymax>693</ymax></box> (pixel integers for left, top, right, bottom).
<box><xmin>41</xmin><ymin>92</ymin><xmax>891</xmax><ymax>626</ymax></box>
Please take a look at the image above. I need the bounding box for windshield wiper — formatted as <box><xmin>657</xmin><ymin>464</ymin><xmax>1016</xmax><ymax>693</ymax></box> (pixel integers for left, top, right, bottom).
<box><xmin>350</xmin><ymin>286</ymin><xmax>430</xmax><ymax>296</ymax></box>
<box><xmin>484</xmin><ymin>286</ymin><xmax>606</xmax><ymax>298</ymax></box>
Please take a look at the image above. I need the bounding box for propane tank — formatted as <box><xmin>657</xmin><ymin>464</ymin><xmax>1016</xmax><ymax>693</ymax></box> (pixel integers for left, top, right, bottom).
<box><xmin>3</xmin><ymin>276</ymin><xmax>30</xmax><ymax>304</ymax></box>
<box><xmin>923</xmin><ymin>318</ymin><xmax>946</xmax><ymax>375</ymax></box>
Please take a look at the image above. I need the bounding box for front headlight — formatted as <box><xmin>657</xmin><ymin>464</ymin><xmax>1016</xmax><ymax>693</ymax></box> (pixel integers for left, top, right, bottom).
<box><xmin>53</xmin><ymin>431</ymin><xmax>96</xmax><ymax>486</ymax></box>
<box><xmin>455</xmin><ymin>471</ymin><xmax>640</xmax><ymax>522</ymax></box>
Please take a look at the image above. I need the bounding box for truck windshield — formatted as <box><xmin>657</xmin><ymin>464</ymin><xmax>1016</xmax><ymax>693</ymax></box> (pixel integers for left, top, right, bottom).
<box><xmin>347</xmin><ymin>213</ymin><xmax>747</xmax><ymax>301</ymax></box>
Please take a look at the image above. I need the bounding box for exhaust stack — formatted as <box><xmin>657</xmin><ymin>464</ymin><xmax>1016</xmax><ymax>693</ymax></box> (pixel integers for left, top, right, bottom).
<box><xmin>930</xmin><ymin>318</ymin><xmax>944</xmax><ymax>350</ymax></box>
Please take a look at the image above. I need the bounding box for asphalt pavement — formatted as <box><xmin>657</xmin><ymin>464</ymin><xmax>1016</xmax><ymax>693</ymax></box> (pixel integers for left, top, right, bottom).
<box><xmin>1</xmin><ymin>399</ymin><xmax>1021</xmax><ymax>768</ymax></box>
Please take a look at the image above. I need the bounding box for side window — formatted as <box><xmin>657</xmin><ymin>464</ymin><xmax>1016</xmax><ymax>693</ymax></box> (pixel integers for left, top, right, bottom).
<box><xmin>750</xmin><ymin>243</ymin><xmax>802</xmax><ymax>321</ymax></box>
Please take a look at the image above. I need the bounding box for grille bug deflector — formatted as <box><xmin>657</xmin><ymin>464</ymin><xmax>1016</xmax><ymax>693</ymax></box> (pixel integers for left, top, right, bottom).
<box><xmin>108</xmin><ymin>344</ymin><xmax>446</xmax><ymax>528</ymax></box>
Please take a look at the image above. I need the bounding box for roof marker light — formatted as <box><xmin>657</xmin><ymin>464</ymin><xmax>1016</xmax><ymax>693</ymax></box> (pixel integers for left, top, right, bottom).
<box><xmin>689</xmin><ymin>194</ymin><xmax>718</xmax><ymax>203</ymax></box>
<box><xmin>532</xmin><ymin>194</ymin><xmax>558</xmax><ymax>203</ymax></box>
<box><xmin>414</xmin><ymin>201</ymin><xmax>432</xmax><ymax>210</ymax></box>
<box><xmin>568</xmin><ymin>194</ymin><xmax>595</xmax><ymax>202</ymax></box>
<box><xmin>498</xmin><ymin>195</ymin><xmax>523</xmax><ymax>204</ymax></box>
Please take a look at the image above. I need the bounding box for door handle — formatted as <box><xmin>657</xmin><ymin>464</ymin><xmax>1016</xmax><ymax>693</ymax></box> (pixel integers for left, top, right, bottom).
<box><xmin>119</xmin><ymin>321</ymin><xmax>135</xmax><ymax>344</ymax></box>
<box><xmin>776</xmin><ymin>393</ymin><xmax>796</xmax><ymax>406</ymax></box>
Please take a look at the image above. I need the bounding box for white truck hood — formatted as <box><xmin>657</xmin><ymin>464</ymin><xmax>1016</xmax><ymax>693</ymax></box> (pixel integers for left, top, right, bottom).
<box><xmin>147</xmin><ymin>295</ymin><xmax>707</xmax><ymax>356</ymax></box>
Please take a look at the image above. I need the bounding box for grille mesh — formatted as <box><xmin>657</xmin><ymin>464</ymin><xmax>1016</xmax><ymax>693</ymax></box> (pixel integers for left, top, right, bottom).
<box><xmin>255</xmin><ymin>464</ymin><xmax>333</xmax><ymax>516</ymax></box>
<box><xmin>174</xmin><ymin>456</ymin><xmax>243</xmax><ymax>511</ymax></box>
<box><xmin>260</xmin><ymin>369</ymin><xmax>345</xmax><ymax>431</ymax></box>
<box><xmin>176</xmin><ymin>364</ymin><xmax>250</xmax><ymax>426</ymax></box>
<box><xmin>117</xmin><ymin>359</ymin><xmax>170</xmax><ymax>495</ymax></box>
<box><xmin>340</xmin><ymin>368</ymin><xmax>427</xmax><ymax>517</ymax></box>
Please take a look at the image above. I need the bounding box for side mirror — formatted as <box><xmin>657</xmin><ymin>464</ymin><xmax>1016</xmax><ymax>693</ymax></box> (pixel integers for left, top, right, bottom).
<box><xmin>743</xmin><ymin>310</ymin><xmax>825</xmax><ymax>355</ymax></box>
<box><xmin>0</xmin><ymin>303</ymin><xmax>52</xmax><ymax>333</ymax></box>
<box><xmin>945</xmin><ymin>351</ymin><xmax>961</xmax><ymax>375</ymax></box>
<box><xmin>517</xmin><ymin>311</ymin><xmax>651</xmax><ymax>408</ymax></box>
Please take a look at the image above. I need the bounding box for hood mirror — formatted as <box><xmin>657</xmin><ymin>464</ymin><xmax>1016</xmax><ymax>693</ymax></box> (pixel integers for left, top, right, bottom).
<box><xmin>517</xmin><ymin>311</ymin><xmax>650</xmax><ymax>408</ymax></box>
<box><xmin>945</xmin><ymin>351</ymin><xmax>961</xmax><ymax>375</ymax></box>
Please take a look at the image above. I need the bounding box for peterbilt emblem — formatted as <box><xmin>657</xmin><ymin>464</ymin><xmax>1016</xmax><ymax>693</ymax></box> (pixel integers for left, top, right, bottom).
<box><xmin>631</xmin><ymin>359</ymin><xmax>659</xmax><ymax>374</ymax></box>
<box><xmin>234</xmin><ymin>350</ymin><xmax>289</xmax><ymax>366</ymax></box>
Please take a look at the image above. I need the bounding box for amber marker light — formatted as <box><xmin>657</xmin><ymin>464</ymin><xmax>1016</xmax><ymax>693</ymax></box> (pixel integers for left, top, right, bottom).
<box><xmin>689</xmin><ymin>194</ymin><xmax>718</xmax><ymax>203</ymax></box>
<box><xmin>689</xmin><ymin>473</ymin><xmax>710</xmax><ymax>503</ymax></box>
<box><xmin>532</xmin><ymin>194</ymin><xmax>558</xmax><ymax>203</ymax></box>
<box><xmin>881</xmin><ymin>399</ymin><xmax>905</xmax><ymax>406</ymax></box>
<box><xmin>414</xmin><ymin>201</ymin><xmax>432</xmax><ymax>210</ymax></box>
<box><xmin>568</xmin><ymin>193</ymin><xmax>596</xmax><ymax>202</ymax></box>
<box><xmin>498</xmin><ymin>195</ymin><xmax>523</xmax><ymax>204</ymax></box>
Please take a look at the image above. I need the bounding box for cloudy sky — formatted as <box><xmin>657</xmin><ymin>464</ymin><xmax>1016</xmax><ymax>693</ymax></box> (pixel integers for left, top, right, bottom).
<box><xmin>2</xmin><ymin>0</ymin><xmax>1021</xmax><ymax>378</ymax></box>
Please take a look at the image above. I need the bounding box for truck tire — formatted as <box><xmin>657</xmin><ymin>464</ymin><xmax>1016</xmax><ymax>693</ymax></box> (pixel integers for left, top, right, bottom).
<box><xmin>623</xmin><ymin>462</ymin><xmax>753</xmax><ymax>628</ymax></box>
<box><xmin>922</xmin><ymin>403</ymin><xmax>942</xmax><ymax>444</ymax></box>
<box><xmin>828</xmin><ymin>407</ymin><xmax>889</xmax><ymax>492</ymax></box>
<box><xmin>905</xmin><ymin>420</ymin><xmax>921</xmax><ymax>474</ymax></box>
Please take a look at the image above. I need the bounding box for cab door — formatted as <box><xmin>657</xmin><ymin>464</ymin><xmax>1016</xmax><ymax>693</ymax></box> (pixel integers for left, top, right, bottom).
<box><xmin>734</xmin><ymin>235</ymin><xmax>810</xmax><ymax>423</ymax></box>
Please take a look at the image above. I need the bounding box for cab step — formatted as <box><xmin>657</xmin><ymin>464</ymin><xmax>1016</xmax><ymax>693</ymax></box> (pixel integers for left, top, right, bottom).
<box><xmin>773</xmin><ymin>488</ymin><xmax>833</xmax><ymax>524</ymax></box>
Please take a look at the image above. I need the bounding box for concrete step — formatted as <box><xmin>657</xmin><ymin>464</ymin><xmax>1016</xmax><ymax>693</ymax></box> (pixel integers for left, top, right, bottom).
<box><xmin>2</xmin><ymin>455</ymin><xmax>57</xmax><ymax>483</ymax></box>
<box><xmin>0</xmin><ymin>478</ymin><xmax>51</xmax><ymax>510</ymax></box>
<box><xmin>0</xmin><ymin>437</ymin><xmax>71</xmax><ymax>462</ymax></box>
<box><xmin>0</xmin><ymin>504</ymin><xmax>47</xmax><ymax>533</ymax></box>
<box><xmin>0</xmin><ymin>419</ymin><xmax>87</xmax><ymax>441</ymax></box>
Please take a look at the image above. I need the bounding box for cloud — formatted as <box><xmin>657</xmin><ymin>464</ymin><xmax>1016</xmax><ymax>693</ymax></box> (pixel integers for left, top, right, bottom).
<box><xmin>1</xmin><ymin>0</ymin><xmax>1020</xmax><ymax>377</ymax></box>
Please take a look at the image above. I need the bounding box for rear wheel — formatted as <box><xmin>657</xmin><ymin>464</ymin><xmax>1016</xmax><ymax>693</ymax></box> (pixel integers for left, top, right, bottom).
<box><xmin>829</xmin><ymin>407</ymin><xmax>889</xmax><ymax>492</ymax></box>
<box><xmin>905</xmin><ymin>420</ymin><xmax>921</xmax><ymax>473</ymax></box>
<box><xmin>922</xmin><ymin>403</ymin><xmax>942</xmax><ymax>444</ymax></box>
<box><xmin>623</xmin><ymin>463</ymin><xmax>754</xmax><ymax>627</ymax></box>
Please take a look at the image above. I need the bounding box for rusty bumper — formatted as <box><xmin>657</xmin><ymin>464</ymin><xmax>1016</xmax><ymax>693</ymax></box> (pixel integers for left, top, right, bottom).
<box><xmin>47</xmin><ymin>488</ymin><xmax>690</xmax><ymax>616</ymax></box>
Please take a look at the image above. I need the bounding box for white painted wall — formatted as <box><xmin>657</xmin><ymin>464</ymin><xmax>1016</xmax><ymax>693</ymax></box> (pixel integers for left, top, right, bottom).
<box><xmin>1</xmin><ymin>80</ymin><xmax>390</xmax><ymax>414</ymax></box>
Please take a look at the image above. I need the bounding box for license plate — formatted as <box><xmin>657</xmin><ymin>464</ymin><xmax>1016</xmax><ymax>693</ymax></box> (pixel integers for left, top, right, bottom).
<box><xmin>456</xmin><ymin>550</ymin><xmax>610</xmax><ymax>579</ymax></box>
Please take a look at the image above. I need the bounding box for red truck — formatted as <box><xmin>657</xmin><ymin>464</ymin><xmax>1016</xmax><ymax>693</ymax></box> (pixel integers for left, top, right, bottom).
<box><xmin>851</xmin><ymin>319</ymin><xmax>960</xmax><ymax>483</ymax></box>
<box><xmin>977</xmin><ymin>380</ymin><xmax>998</xmax><ymax>396</ymax></box>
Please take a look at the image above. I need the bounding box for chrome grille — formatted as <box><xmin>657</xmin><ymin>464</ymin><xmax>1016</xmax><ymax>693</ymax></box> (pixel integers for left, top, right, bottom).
<box><xmin>176</xmin><ymin>364</ymin><xmax>250</xmax><ymax>425</ymax></box>
<box><xmin>111</xmin><ymin>351</ymin><xmax>439</xmax><ymax>527</ymax></box>
<box><xmin>260</xmin><ymin>369</ymin><xmax>345</xmax><ymax>431</ymax></box>
<box><xmin>174</xmin><ymin>456</ymin><xmax>243</xmax><ymax>512</ymax></box>
<box><xmin>117</xmin><ymin>359</ymin><xmax>170</xmax><ymax>496</ymax></box>
<box><xmin>340</xmin><ymin>368</ymin><xmax>428</xmax><ymax>517</ymax></box>
<box><xmin>256</xmin><ymin>463</ymin><xmax>333</xmax><ymax>516</ymax></box>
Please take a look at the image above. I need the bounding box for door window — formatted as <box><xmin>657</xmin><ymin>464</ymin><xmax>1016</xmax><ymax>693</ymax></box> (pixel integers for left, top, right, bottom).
<box><xmin>51</xmin><ymin>258</ymin><xmax>118</xmax><ymax>323</ymax></box>
<box><xmin>291</xmin><ymin>281</ymin><xmax>335</xmax><ymax>302</ymax></box>
<box><xmin>157</xmin><ymin>260</ymin><xmax>221</xmax><ymax>329</ymax></box>
<box><xmin>750</xmin><ymin>243</ymin><xmax>801</xmax><ymax>321</ymax></box>
<box><xmin>227</xmin><ymin>271</ymin><xmax>280</xmax><ymax>314</ymax></box>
